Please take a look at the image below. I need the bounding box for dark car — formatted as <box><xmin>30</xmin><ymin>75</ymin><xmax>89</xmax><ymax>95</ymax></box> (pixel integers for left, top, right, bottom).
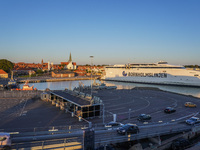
<box><xmin>105</xmin><ymin>121</ymin><xmax>124</xmax><ymax>130</ymax></box>
<box><xmin>117</xmin><ymin>124</ymin><xmax>139</xmax><ymax>135</ymax></box>
<box><xmin>164</xmin><ymin>107</ymin><xmax>176</xmax><ymax>113</ymax></box>
<box><xmin>171</xmin><ymin>138</ymin><xmax>191</xmax><ymax>150</ymax></box>
<box><xmin>137</xmin><ymin>114</ymin><xmax>151</xmax><ymax>121</ymax></box>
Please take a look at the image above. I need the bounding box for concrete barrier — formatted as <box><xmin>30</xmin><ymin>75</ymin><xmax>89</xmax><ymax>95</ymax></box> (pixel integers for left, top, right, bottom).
<box><xmin>0</xmin><ymin>90</ymin><xmax>42</xmax><ymax>98</ymax></box>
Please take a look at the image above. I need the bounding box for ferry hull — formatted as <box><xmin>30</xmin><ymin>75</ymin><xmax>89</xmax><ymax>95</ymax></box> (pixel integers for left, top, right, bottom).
<box><xmin>104</xmin><ymin>77</ymin><xmax>200</xmax><ymax>88</ymax></box>
<box><xmin>103</xmin><ymin>67</ymin><xmax>200</xmax><ymax>88</ymax></box>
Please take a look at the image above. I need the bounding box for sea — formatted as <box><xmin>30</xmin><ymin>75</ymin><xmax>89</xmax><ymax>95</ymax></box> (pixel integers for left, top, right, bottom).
<box><xmin>19</xmin><ymin>80</ymin><xmax>200</xmax><ymax>98</ymax></box>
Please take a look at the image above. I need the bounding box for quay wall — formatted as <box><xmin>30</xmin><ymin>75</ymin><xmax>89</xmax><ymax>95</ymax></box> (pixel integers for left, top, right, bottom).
<box><xmin>17</xmin><ymin>77</ymin><xmax>97</xmax><ymax>83</ymax></box>
<box><xmin>0</xmin><ymin>90</ymin><xmax>42</xmax><ymax>98</ymax></box>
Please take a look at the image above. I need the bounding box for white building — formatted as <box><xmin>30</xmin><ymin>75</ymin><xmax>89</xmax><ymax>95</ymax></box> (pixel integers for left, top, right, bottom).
<box><xmin>61</xmin><ymin>53</ymin><xmax>77</xmax><ymax>70</ymax></box>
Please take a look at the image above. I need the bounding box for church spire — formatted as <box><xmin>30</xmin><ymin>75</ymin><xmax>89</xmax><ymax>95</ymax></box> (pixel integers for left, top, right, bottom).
<box><xmin>69</xmin><ymin>52</ymin><xmax>72</xmax><ymax>62</ymax></box>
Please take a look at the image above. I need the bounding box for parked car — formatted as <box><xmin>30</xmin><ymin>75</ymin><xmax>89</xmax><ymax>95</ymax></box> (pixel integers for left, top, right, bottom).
<box><xmin>105</xmin><ymin>121</ymin><xmax>124</xmax><ymax>130</ymax></box>
<box><xmin>164</xmin><ymin>107</ymin><xmax>176</xmax><ymax>113</ymax></box>
<box><xmin>186</xmin><ymin>117</ymin><xmax>200</xmax><ymax>125</ymax></box>
<box><xmin>171</xmin><ymin>138</ymin><xmax>191</xmax><ymax>150</ymax></box>
<box><xmin>137</xmin><ymin>114</ymin><xmax>151</xmax><ymax>121</ymax></box>
<box><xmin>117</xmin><ymin>123</ymin><xmax>139</xmax><ymax>135</ymax></box>
<box><xmin>185</xmin><ymin>102</ymin><xmax>197</xmax><ymax>107</ymax></box>
<box><xmin>0</xmin><ymin>133</ymin><xmax>11</xmax><ymax>150</ymax></box>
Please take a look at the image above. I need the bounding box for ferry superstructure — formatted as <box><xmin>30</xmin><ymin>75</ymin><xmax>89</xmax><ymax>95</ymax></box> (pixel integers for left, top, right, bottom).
<box><xmin>103</xmin><ymin>61</ymin><xmax>200</xmax><ymax>87</ymax></box>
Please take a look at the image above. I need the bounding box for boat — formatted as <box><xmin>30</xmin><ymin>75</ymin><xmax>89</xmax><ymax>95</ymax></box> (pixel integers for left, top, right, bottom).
<box><xmin>6</xmin><ymin>71</ymin><xmax>20</xmax><ymax>90</ymax></box>
<box><xmin>7</xmin><ymin>79</ymin><xmax>19</xmax><ymax>90</ymax></box>
<box><xmin>92</xmin><ymin>80</ymin><xmax>117</xmax><ymax>90</ymax></box>
<box><xmin>102</xmin><ymin>61</ymin><xmax>200</xmax><ymax>87</ymax></box>
<box><xmin>21</xmin><ymin>81</ymin><xmax>37</xmax><ymax>90</ymax></box>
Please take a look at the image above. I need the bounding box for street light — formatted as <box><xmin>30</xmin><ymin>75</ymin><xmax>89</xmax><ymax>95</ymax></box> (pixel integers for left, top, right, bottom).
<box><xmin>90</xmin><ymin>56</ymin><xmax>94</xmax><ymax>97</ymax></box>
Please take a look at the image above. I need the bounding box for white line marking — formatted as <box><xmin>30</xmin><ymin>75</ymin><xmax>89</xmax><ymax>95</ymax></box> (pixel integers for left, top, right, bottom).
<box><xmin>20</xmin><ymin>99</ymin><xmax>28</xmax><ymax>116</ymax></box>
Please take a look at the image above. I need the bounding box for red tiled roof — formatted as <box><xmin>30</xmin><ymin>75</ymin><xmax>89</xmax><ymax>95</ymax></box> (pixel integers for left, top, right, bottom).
<box><xmin>16</xmin><ymin>62</ymin><xmax>26</xmax><ymax>64</ymax></box>
<box><xmin>0</xmin><ymin>69</ymin><xmax>7</xmax><ymax>74</ymax></box>
<box><xmin>61</xmin><ymin>62</ymin><xmax>69</xmax><ymax>65</ymax></box>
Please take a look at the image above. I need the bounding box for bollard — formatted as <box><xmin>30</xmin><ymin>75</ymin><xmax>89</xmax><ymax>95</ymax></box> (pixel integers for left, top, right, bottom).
<box><xmin>79</xmin><ymin>116</ymin><xmax>82</xmax><ymax>122</ymax></box>
<box><xmin>69</xmin><ymin>126</ymin><xmax>71</xmax><ymax>133</ymax></box>
<box><xmin>52</xmin><ymin>101</ymin><xmax>56</xmax><ymax>105</ymax></box>
<box><xmin>56</xmin><ymin>103</ymin><xmax>60</xmax><ymax>107</ymax></box>
<box><xmin>89</xmin><ymin>122</ymin><xmax>92</xmax><ymax>128</ymax></box>
<box><xmin>113</xmin><ymin>114</ymin><xmax>117</xmax><ymax>122</ymax></box>
<box><xmin>128</xmin><ymin>109</ymin><xmax>131</xmax><ymax>120</ymax></box>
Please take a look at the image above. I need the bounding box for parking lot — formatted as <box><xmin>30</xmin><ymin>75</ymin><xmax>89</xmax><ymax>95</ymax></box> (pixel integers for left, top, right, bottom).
<box><xmin>0</xmin><ymin>97</ymin><xmax>88</xmax><ymax>132</ymax></box>
<box><xmin>90</xmin><ymin>88</ymin><xmax>200</xmax><ymax>126</ymax></box>
<box><xmin>0</xmin><ymin>88</ymin><xmax>200</xmax><ymax>132</ymax></box>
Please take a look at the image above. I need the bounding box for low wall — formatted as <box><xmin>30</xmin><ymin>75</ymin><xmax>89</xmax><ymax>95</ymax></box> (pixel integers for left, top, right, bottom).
<box><xmin>0</xmin><ymin>90</ymin><xmax>42</xmax><ymax>98</ymax></box>
<box><xmin>17</xmin><ymin>77</ymin><xmax>96</xmax><ymax>83</ymax></box>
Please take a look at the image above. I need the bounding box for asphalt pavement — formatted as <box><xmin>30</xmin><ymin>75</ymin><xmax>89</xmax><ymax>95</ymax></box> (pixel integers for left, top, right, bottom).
<box><xmin>0</xmin><ymin>88</ymin><xmax>200</xmax><ymax>133</ymax></box>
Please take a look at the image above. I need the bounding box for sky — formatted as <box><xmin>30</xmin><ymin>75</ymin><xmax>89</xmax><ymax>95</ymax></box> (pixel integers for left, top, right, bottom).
<box><xmin>0</xmin><ymin>0</ymin><xmax>200</xmax><ymax>65</ymax></box>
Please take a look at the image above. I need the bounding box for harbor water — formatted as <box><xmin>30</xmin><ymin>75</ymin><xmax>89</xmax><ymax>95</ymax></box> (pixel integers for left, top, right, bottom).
<box><xmin>19</xmin><ymin>80</ymin><xmax>200</xmax><ymax>98</ymax></box>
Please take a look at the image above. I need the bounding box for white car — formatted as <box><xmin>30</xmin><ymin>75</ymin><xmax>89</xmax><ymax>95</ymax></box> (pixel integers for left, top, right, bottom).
<box><xmin>0</xmin><ymin>133</ymin><xmax>11</xmax><ymax>150</ymax></box>
<box><xmin>105</xmin><ymin>121</ymin><xmax>124</xmax><ymax>130</ymax></box>
<box><xmin>186</xmin><ymin>117</ymin><xmax>200</xmax><ymax>125</ymax></box>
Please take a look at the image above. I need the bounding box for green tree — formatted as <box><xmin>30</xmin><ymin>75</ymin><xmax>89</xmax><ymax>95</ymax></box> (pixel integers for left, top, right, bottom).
<box><xmin>0</xmin><ymin>59</ymin><xmax>14</xmax><ymax>73</ymax></box>
<box><xmin>36</xmin><ymin>69</ymin><xmax>44</xmax><ymax>74</ymax></box>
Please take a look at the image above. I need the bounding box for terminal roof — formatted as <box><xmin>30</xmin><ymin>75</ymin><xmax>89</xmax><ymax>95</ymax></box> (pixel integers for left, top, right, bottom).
<box><xmin>50</xmin><ymin>90</ymin><xmax>91</xmax><ymax>107</ymax></box>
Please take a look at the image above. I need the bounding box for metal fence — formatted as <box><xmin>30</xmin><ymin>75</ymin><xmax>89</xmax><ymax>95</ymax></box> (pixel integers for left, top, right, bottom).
<box><xmin>12</xmin><ymin>137</ymin><xmax>83</xmax><ymax>150</ymax></box>
<box><xmin>9</xmin><ymin>124</ymin><xmax>192</xmax><ymax>149</ymax></box>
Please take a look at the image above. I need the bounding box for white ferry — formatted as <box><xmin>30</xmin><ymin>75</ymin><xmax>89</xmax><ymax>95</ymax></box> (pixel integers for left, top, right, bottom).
<box><xmin>103</xmin><ymin>61</ymin><xmax>200</xmax><ymax>87</ymax></box>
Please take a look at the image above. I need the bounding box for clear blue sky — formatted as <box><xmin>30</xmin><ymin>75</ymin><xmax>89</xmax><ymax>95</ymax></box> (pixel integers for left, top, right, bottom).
<box><xmin>0</xmin><ymin>0</ymin><xmax>199</xmax><ymax>65</ymax></box>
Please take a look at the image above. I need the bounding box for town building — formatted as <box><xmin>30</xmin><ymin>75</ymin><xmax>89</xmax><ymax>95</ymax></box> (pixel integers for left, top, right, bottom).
<box><xmin>0</xmin><ymin>69</ymin><xmax>8</xmax><ymax>78</ymax></box>
<box><xmin>74</xmin><ymin>65</ymin><xmax>104</xmax><ymax>76</ymax></box>
<box><xmin>13</xmin><ymin>60</ymin><xmax>63</xmax><ymax>75</ymax></box>
<box><xmin>61</xmin><ymin>53</ymin><xmax>77</xmax><ymax>70</ymax></box>
<box><xmin>51</xmin><ymin>70</ymin><xmax>75</xmax><ymax>78</ymax></box>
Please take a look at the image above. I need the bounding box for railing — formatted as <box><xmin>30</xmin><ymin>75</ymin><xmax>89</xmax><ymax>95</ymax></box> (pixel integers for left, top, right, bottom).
<box><xmin>2</xmin><ymin>124</ymin><xmax>87</xmax><ymax>134</ymax></box>
<box><xmin>10</xmin><ymin>125</ymin><xmax>192</xmax><ymax>149</ymax></box>
<box><xmin>95</xmin><ymin>126</ymin><xmax>191</xmax><ymax>146</ymax></box>
<box><xmin>12</xmin><ymin>137</ymin><xmax>83</xmax><ymax>150</ymax></box>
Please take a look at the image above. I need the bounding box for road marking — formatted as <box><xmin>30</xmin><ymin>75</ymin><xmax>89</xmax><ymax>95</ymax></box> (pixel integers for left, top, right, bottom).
<box><xmin>117</xmin><ymin>98</ymin><xmax>151</xmax><ymax>115</ymax></box>
<box><xmin>9</xmin><ymin>132</ymin><xmax>19</xmax><ymax>134</ymax></box>
<box><xmin>103</xmin><ymin>96</ymin><xmax>121</xmax><ymax>102</ymax></box>
<box><xmin>106</xmin><ymin>100</ymin><xmax>135</xmax><ymax>108</ymax></box>
<box><xmin>106</xmin><ymin>110</ymin><xmax>113</xmax><ymax>115</ymax></box>
<box><xmin>49</xmin><ymin>129</ymin><xmax>58</xmax><ymax>132</ymax></box>
<box><xmin>109</xmin><ymin>107</ymin><xmax>126</xmax><ymax>111</ymax></box>
<box><xmin>20</xmin><ymin>100</ymin><xmax>28</xmax><ymax>116</ymax></box>
<box><xmin>175</xmin><ymin>112</ymin><xmax>199</xmax><ymax>121</ymax></box>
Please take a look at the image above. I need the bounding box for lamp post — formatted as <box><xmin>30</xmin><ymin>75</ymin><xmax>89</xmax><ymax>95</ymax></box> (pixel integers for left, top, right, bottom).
<box><xmin>90</xmin><ymin>56</ymin><xmax>94</xmax><ymax>97</ymax></box>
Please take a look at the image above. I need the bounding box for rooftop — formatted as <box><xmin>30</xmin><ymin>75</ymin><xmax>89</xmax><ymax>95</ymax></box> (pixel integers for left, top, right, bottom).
<box><xmin>0</xmin><ymin>69</ymin><xmax>7</xmax><ymax>74</ymax></box>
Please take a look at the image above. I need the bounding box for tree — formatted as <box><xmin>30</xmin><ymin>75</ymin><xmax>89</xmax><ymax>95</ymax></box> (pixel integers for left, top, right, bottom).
<box><xmin>36</xmin><ymin>69</ymin><xmax>44</xmax><ymax>74</ymax></box>
<box><xmin>0</xmin><ymin>59</ymin><xmax>14</xmax><ymax>73</ymax></box>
